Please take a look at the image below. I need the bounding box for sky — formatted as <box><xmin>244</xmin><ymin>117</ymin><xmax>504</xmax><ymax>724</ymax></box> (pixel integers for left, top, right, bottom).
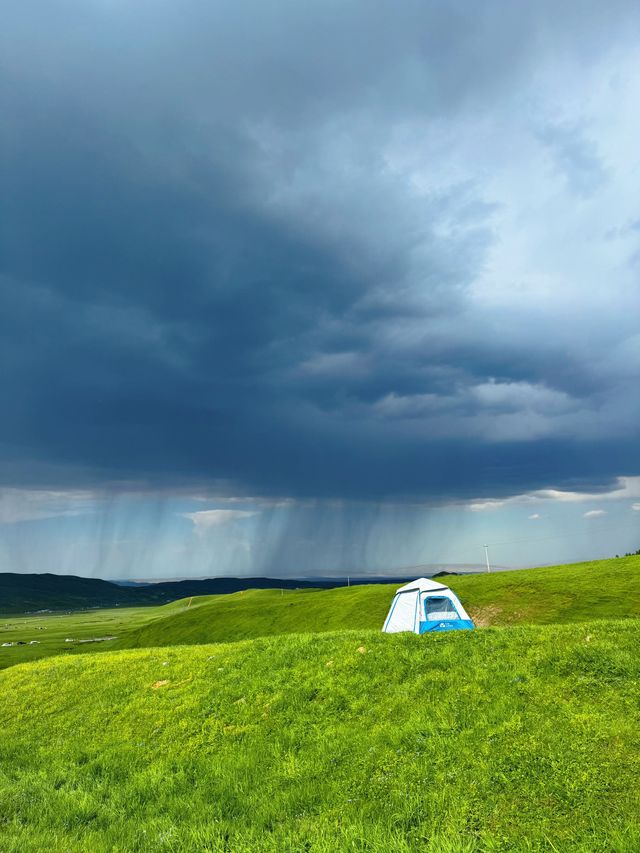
<box><xmin>1</xmin><ymin>0</ymin><xmax>639</xmax><ymax>578</ymax></box>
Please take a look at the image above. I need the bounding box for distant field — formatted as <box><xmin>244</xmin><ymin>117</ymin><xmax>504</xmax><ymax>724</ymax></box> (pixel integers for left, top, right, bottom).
<box><xmin>2</xmin><ymin>622</ymin><xmax>640</xmax><ymax>851</ymax></box>
<box><xmin>0</xmin><ymin>607</ymin><xmax>158</xmax><ymax>670</ymax></box>
<box><xmin>0</xmin><ymin>572</ymin><xmax>347</xmax><ymax>615</ymax></box>
<box><xmin>2</xmin><ymin>555</ymin><xmax>640</xmax><ymax>670</ymax></box>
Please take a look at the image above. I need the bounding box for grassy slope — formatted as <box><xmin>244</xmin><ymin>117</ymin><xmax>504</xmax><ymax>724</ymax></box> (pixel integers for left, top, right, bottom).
<box><xmin>2</xmin><ymin>623</ymin><xmax>640</xmax><ymax>852</ymax></box>
<box><xmin>450</xmin><ymin>555</ymin><xmax>640</xmax><ymax>625</ymax></box>
<box><xmin>115</xmin><ymin>556</ymin><xmax>640</xmax><ymax>652</ymax></box>
<box><xmin>116</xmin><ymin>585</ymin><xmax>395</xmax><ymax>650</ymax></box>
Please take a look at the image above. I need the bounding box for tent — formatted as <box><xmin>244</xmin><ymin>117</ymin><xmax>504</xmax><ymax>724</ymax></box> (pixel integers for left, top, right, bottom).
<box><xmin>382</xmin><ymin>577</ymin><xmax>474</xmax><ymax>633</ymax></box>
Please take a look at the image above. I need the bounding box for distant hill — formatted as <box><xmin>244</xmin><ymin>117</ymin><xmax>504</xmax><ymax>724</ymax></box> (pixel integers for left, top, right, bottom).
<box><xmin>0</xmin><ymin>572</ymin><xmax>155</xmax><ymax>614</ymax></box>
<box><xmin>129</xmin><ymin>576</ymin><xmax>404</xmax><ymax>599</ymax></box>
<box><xmin>0</xmin><ymin>572</ymin><xmax>411</xmax><ymax>615</ymax></box>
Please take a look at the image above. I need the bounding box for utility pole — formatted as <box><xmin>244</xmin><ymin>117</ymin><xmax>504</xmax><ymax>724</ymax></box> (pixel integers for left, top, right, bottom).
<box><xmin>483</xmin><ymin>544</ymin><xmax>491</xmax><ymax>573</ymax></box>
<box><xmin>347</xmin><ymin>575</ymin><xmax>350</xmax><ymax>587</ymax></box>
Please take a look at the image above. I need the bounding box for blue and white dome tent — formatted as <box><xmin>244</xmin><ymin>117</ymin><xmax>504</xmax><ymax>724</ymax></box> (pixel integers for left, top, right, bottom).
<box><xmin>382</xmin><ymin>577</ymin><xmax>474</xmax><ymax>634</ymax></box>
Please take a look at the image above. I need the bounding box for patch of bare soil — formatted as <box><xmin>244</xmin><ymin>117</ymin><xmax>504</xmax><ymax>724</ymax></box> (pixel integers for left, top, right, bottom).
<box><xmin>469</xmin><ymin>605</ymin><xmax>503</xmax><ymax>628</ymax></box>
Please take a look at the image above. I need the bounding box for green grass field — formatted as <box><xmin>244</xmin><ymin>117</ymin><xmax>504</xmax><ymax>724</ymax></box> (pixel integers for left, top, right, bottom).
<box><xmin>2</xmin><ymin>622</ymin><xmax>640</xmax><ymax>852</ymax></box>
<box><xmin>0</xmin><ymin>605</ymin><xmax>162</xmax><ymax>670</ymax></box>
<box><xmin>2</xmin><ymin>555</ymin><xmax>640</xmax><ymax>851</ymax></box>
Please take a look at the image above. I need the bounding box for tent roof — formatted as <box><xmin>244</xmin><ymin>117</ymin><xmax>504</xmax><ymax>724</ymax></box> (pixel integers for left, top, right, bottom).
<box><xmin>395</xmin><ymin>577</ymin><xmax>449</xmax><ymax>594</ymax></box>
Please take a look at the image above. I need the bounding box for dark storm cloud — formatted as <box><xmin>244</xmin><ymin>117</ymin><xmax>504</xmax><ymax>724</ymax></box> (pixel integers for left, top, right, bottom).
<box><xmin>2</xmin><ymin>0</ymin><xmax>640</xmax><ymax>504</ymax></box>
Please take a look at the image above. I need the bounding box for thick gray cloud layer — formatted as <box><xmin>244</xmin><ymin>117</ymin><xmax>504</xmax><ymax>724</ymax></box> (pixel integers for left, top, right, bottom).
<box><xmin>2</xmin><ymin>0</ymin><xmax>640</xmax><ymax>503</ymax></box>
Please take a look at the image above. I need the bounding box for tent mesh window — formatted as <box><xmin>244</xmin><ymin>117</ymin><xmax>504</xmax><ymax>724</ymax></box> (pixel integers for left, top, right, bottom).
<box><xmin>424</xmin><ymin>596</ymin><xmax>459</xmax><ymax>622</ymax></box>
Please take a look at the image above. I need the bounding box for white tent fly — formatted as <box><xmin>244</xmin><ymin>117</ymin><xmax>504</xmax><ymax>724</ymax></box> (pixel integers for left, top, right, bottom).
<box><xmin>382</xmin><ymin>577</ymin><xmax>474</xmax><ymax>634</ymax></box>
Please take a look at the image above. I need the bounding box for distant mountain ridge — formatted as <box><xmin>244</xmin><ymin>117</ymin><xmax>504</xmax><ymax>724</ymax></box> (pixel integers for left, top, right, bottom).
<box><xmin>0</xmin><ymin>573</ymin><xmax>159</xmax><ymax>614</ymax></box>
<box><xmin>0</xmin><ymin>572</ymin><xmax>416</xmax><ymax>615</ymax></box>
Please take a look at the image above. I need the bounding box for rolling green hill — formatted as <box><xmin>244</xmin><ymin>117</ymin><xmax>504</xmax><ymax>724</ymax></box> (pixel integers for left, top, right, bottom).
<box><xmin>2</xmin><ymin>622</ymin><xmax>640</xmax><ymax>851</ymax></box>
<box><xmin>115</xmin><ymin>555</ymin><xmax>640</xmax><ymax>652</ymax></box>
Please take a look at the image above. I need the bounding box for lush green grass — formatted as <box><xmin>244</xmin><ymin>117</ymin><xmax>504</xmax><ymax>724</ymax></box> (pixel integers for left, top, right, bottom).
<box><xmin>449</xmin><ymin>555</ymin><xmax>640</xmax><ymax>626</ymax></box>
<box><xmin>2</xmin><ymin>621</ymin><xmax>640</xmax><ymax>851</ymax></box>
<box><xmin>115</xmin><ymin>555</ymin><xmax>640</xmax><ymax>652</ymax></box>
<box><xmin>3</xmin><ymin>556</ymin><xmax>639</xmax><ymax>670</ymax></box>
